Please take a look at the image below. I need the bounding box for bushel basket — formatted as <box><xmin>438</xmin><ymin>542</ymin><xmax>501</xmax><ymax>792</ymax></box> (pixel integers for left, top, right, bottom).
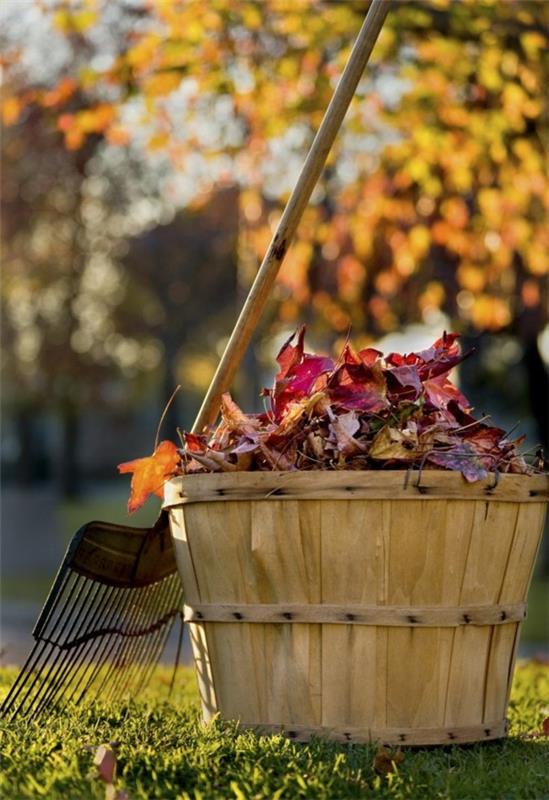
<box><xmin>165</xmin><ymin>469</ymin><xmax>548</xmax><ymax>746</ymax></box>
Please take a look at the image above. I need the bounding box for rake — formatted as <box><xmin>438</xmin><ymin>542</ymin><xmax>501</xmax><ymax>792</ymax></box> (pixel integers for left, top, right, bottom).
<box><xmin>0</xmin><ymin>0</ymin><xmax>390</xmax><ymax>719</ymax></box>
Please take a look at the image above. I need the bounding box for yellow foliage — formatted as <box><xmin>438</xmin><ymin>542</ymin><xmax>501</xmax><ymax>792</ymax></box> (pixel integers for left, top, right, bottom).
<box><xmin>2</xmin><ymin>96</ymin><xmax>22</xmax><ymax>125</ymax></box>
<box><xmin>457</xmin><ymin>264</ymin><xmax>486</xmax><ymax>293</ymax></box>
<box><xmin>53</xmin><ymin>9</ymin><xmax>97</xmax><ymax>33</ymax></box>
<box><xmin>142</xmin><ymin>72</ymin><xmax>183</xmax><ymax>98</ymax></box>
<box><xmin>419</xmin><ymin>281</ymin><xmax>445</xmax><ymax>312</ymax></box>
<box><xmin>408</xmin><ymin>225</ymin><xmax>430</xmax><ymax>259</ymax></box>
<box><xmin>4</xmin><ymin>0</ymin><xmax>547</xmax><ymax>336</ymax></box>
<box><xmin>470</xmin><ymin>295</ymin><xmax>511</xmax><ymax>331</ymax></box>
<box><xmin>525</xmin><ymin>239</ymin><xmax>549</xmax><ymax>276</ymax></box>
<box><xmin>337</xmin><ymin>255</ymin><xmax>365</xmax><ymax>303</ymax></box>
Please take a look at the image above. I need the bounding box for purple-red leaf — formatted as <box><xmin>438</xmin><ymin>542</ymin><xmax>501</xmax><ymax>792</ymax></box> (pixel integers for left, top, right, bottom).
<box><xmin>427</xmin><ymin>444</ymin><xmax>488</xmax><ymax>482</ymax></box>
<box><xmin>385</xmin><ymin>365</ymin><xmax>423</xmax><ymax>402</ymax></box>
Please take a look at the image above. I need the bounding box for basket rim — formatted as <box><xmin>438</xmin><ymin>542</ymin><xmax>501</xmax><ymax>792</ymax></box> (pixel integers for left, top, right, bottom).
<box><xmin>164</xmin><ymin>469</ymin><xmax>549</xmax><ymax>506</ymax></box>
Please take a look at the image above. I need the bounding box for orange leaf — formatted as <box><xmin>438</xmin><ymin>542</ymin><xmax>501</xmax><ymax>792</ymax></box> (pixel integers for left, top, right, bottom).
<box><xmin>2</xmin><ymin>96</ymin><xmax>22</xmax><ymax>125</ymax></box>
<box><xmin>118</xmin><ymin>440</ymin><xmax>179</xmax><ymax>513</ymax></box>
<box><xmin>41</xmin><ymin>77</ymin><xmax>77</xmax><ymax>108</ymax></box>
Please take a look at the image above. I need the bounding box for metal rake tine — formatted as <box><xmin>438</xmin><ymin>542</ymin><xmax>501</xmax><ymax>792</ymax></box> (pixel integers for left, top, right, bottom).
<box><xmin>101</xmin><ymin>584</ymin><xmax>165</xmax><ymax>699</ymax></box>
<box><xmin>136</xmin><ymin>578</ymin><xmax>185</xmax><ymax>697</ymax></box>
<box><xmin>0</xmin><ymin>640</ymin><xmax>56</xmax><ymax>719</ymax></box>
<box><xmin>116</xmin><ymin>579</ymin><xmax>176</xmax><ymax>693</ymax></box>
<box><xmin>103</xmin><ymin>576</ymin><xmax>180</xmax><ymax>702</ymax></box>
<box><xmin>94</xmin><ymin>580</ymin><xmax>166</xmax><ymax>702</ymax></box>
<box><xmin>67</xmin><ymin>584</ymin><xmax>138</xmax><ymax>706</ymax></box>
<box><xmin>24</xmin><ymin>600</ymin><xmax>106</xmax><ymax>719</ymax></box>
<box><xmin>8</xmin><ymin>574</ymin><xmax>95</xmax><ymax>718</ymax></box>
<box><xmin>129</xmin><ymin>577</ymin><xmax>183</xmax><ymax>698</ymax></box>
<box><xmin>32</xmin><ymin>569</ymin><xmax>75</xmax><ymax>640</ymax></box>
<box><xmin>83</xmin><ymin>585</ymin><xmax>153</xmax><ymax>704</ymax></box>
<box><xmin>61</xmin><ymin>587</ymin><xmax>136</xmax><ymax>708</ymax></box>
<box><xmin>94</xmin><ymin>582</ymin><xmax>159</xmax><ymax>703</ymax></box>
<box><xmin>29</xmin><ymin>579</ymin><xmax>129</xmax><ymax>718</ymax></box>
<box><xmin>126</xmin><ymin>575</ymin><xmax>183</xmax><ymax>693</ymax></box>
<box><xmin>133</xmin><ymin>607</ymin><xmax>179</xmax><ymax>698</ymax></box>
<box><xmin>25</xmin><ymin>580</ymin><xmax>112</xmax><ymax>717</ymax></box>
<box><xmin>62</xmin><ymin>584</ymin><xmax>136</xmax><ymax>707</ymax></box>
<box><xmin>111</xmin><ymin>583</ymin><xmax>159</xmax><ymax>675</ymax></box>
<box><xmin>132</xmin><ymin>623</ymin><xmax>170</xmax><ymax>698</ymax></box>
<box><xmin>1</xmin><ymin>570</ymin><xmax>79</xmax><ymax>714</ymax></box>
<box><xmin>27</xmin><ymin>582</ymin><xmax>116</xmax><ymax>719</ymax></box>
<box><xmin>142</xmin><ymin>577</ymin><xmax>184</xmax><ymax>696</ymax></box>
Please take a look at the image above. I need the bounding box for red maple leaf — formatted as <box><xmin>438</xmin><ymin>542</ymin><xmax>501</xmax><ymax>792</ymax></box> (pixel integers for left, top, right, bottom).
<box><xmin>270</xmin><ymin>327</ymin><xmax>334</xmax><ymax>418</ymax></box>
<box><xmin>384</xmin><ymin>365</ymin><xmax>423</xmax><ymax>401</ymax></box>
<box><xmin>424</xmin><ymin>373</ymin><xmax>470</xmax><ymax>410</ymax></box>
<box><xmin>118</xmin><ymin>440</ymin><xmax>180</xmax><ymax>513</ymax></box>
<box><xmin>328</xmin><ymin>343</ymin><xmax>387</xmax><ymax>411</ymax></box>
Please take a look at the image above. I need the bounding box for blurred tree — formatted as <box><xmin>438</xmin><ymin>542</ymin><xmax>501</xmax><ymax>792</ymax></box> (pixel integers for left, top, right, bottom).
<box><xmin>2</xmin><ymin>0</ymin><xmax>547</xmax><ymax>446</ymax></box>
<box><xmin>1</xmin><ymin>102</ymin><xmax>165</xmax><ymax>493</ymax></box>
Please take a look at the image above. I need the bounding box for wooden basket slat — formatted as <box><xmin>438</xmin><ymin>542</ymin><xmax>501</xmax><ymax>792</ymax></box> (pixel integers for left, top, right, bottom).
<box><xmin>320</xmin><ymin>500</ymin><xmax>381</xmax><ymax>727</ymax></box>
<box><xmin>249</xmin><ymin>500</ymin><xmax>322</xmax><ymax>725</ymax></box>
<box><xmin>387</xmin><ymin>501</ymin><xmax>454</xmax><ymax>729</ymax></box>
<box><xmin>489</xmin><ymin>502</ymin><xmax>548</xmax><ymax>720</ymax></box>
<box><xmin>436</xmin><ymin>500</ymin><xmax>476</xmax><ymax>729</ymax></box>
<box><xmin>443</xmin><ymin>501</ymin><xmax>516</xmax><ymax>727</ymax></box>
<box><xmin>164</xmin><ymin>471</ymin><xmax>549</xmax><ymax>506</ymax></box>
<box><xmin>169</xmin><ymin>506</ymin><xmax>218</xmax><ymax>718</ymax></box>
<box><xmin>191</xmin><ymin>501</ymin><xmax>261</xmax><ymax>724</ymax></box>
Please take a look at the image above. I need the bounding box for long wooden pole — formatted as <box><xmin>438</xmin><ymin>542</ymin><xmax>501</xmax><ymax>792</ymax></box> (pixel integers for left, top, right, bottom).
<box><xmin>192</xmin><ymin>0</ymin><xmax>391</xmax><ymax>433</ymax></box>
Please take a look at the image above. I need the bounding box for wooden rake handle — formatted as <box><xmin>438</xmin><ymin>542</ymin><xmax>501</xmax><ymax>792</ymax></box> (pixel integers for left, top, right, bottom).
<box><xmin>192</xmin><ymin>0</ymin><xmax>391</xmax><ymax>433</ymax></box>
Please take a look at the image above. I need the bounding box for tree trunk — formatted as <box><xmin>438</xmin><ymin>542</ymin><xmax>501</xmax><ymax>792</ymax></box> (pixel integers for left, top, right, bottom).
<box><xmin>58</xmin><ymin>402</ymin><xmax>80</xmax><ymax>498</ymax></box>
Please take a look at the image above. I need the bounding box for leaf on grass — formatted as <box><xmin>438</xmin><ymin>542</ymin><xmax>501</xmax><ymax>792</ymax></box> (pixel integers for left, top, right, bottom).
<box><xmin>87</xmin><ymin>744</ymin><xmax>130</xmax><ymax>800</ymax></box>
<box><xmin>89</xmin><ymin>744</ymin><xmax>117</xmax><ymax>784</ymax></box>
<box><xmin>373</xmin><ymin>746</ymin><xmax>404</xmax><ymax>776</ymax></box>
<box><xmin>118</xmin><ymin>440</ymin><xmax>180</xmax><ymax>512</ymax></box>
<box><xmin>105</xmin><ymin>786</ymin><xmax>129</xmax><ymax>800</ymax></box>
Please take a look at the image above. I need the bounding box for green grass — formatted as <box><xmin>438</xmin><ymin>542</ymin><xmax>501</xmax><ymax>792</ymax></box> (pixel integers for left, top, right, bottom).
<box><xmin>1</xmin><ymin>662</ymin><xmax>548</xmax><ymax>800</ymax></box>
<box><xmin>60</xmin><ymin>495</ymin><xmax>159</xmax><ymax>542</ymax></box>
<box><xmin>522</xmin><ymin>580</ymin><xmax>549</xmax><ymax>645</ymax></box>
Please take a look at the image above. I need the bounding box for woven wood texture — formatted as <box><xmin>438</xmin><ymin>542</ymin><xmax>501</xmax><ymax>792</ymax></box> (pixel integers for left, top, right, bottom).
<box><xmin>167</xmin><ymin>471</ymin><xmax>548</xmax><ymax>745</ymax></box>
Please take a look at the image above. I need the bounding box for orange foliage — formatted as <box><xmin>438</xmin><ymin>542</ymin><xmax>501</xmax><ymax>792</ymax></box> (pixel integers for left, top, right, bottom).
<box><xmin>117</xmin><ymin>441</ymin><xmax>180</xmax><ymax>513</ymax></box>
<box><xmin>2</xmin><ymin>0</ymin><xmax>547</xmax><ymax>337</ymax></box>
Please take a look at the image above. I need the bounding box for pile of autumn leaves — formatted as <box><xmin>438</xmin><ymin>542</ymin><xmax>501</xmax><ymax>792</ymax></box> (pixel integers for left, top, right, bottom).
<box><xmin>119</xmin><ymin>328</ymin><xmax>530</xmax><ymax>512</ymax></box>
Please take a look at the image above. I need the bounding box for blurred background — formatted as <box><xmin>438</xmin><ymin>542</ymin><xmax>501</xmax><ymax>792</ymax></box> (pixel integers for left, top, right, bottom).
<box><xmin>1</xmin><ymin>0</ymin><xmax>547</xmax><ymax>663</ymax></box>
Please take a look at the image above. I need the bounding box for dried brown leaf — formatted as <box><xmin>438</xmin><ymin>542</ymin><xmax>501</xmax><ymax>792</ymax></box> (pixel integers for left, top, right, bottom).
<box><xmin>373</xmin><ymin>746</ymin><xmax>405</xmax><ymax>776</ymax></box>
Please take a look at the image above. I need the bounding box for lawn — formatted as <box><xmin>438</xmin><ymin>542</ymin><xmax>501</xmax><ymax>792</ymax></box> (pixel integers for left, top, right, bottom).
<box><xmin>1</xmin><ymin>661</ymin><xmax>548</xmax><ymax>800</ymax></box>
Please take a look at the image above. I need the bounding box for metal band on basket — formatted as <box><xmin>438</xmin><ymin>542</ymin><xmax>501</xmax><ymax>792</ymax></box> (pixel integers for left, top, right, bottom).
<box><xmin>238</xmin><ymin>718</ymin><xmax>509</xmax><ymax>746</ymax></box>
<box><xmin>183</xmin><ymin>602</ymin><xmax>526</xmax><ymax>627</ymax></box>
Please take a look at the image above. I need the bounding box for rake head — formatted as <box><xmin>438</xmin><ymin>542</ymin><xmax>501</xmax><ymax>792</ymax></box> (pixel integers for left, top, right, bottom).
<box><xmin>1</xmin><ymin>511</ymin><xmax>183</xmax><ymax>720</ymax></box>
